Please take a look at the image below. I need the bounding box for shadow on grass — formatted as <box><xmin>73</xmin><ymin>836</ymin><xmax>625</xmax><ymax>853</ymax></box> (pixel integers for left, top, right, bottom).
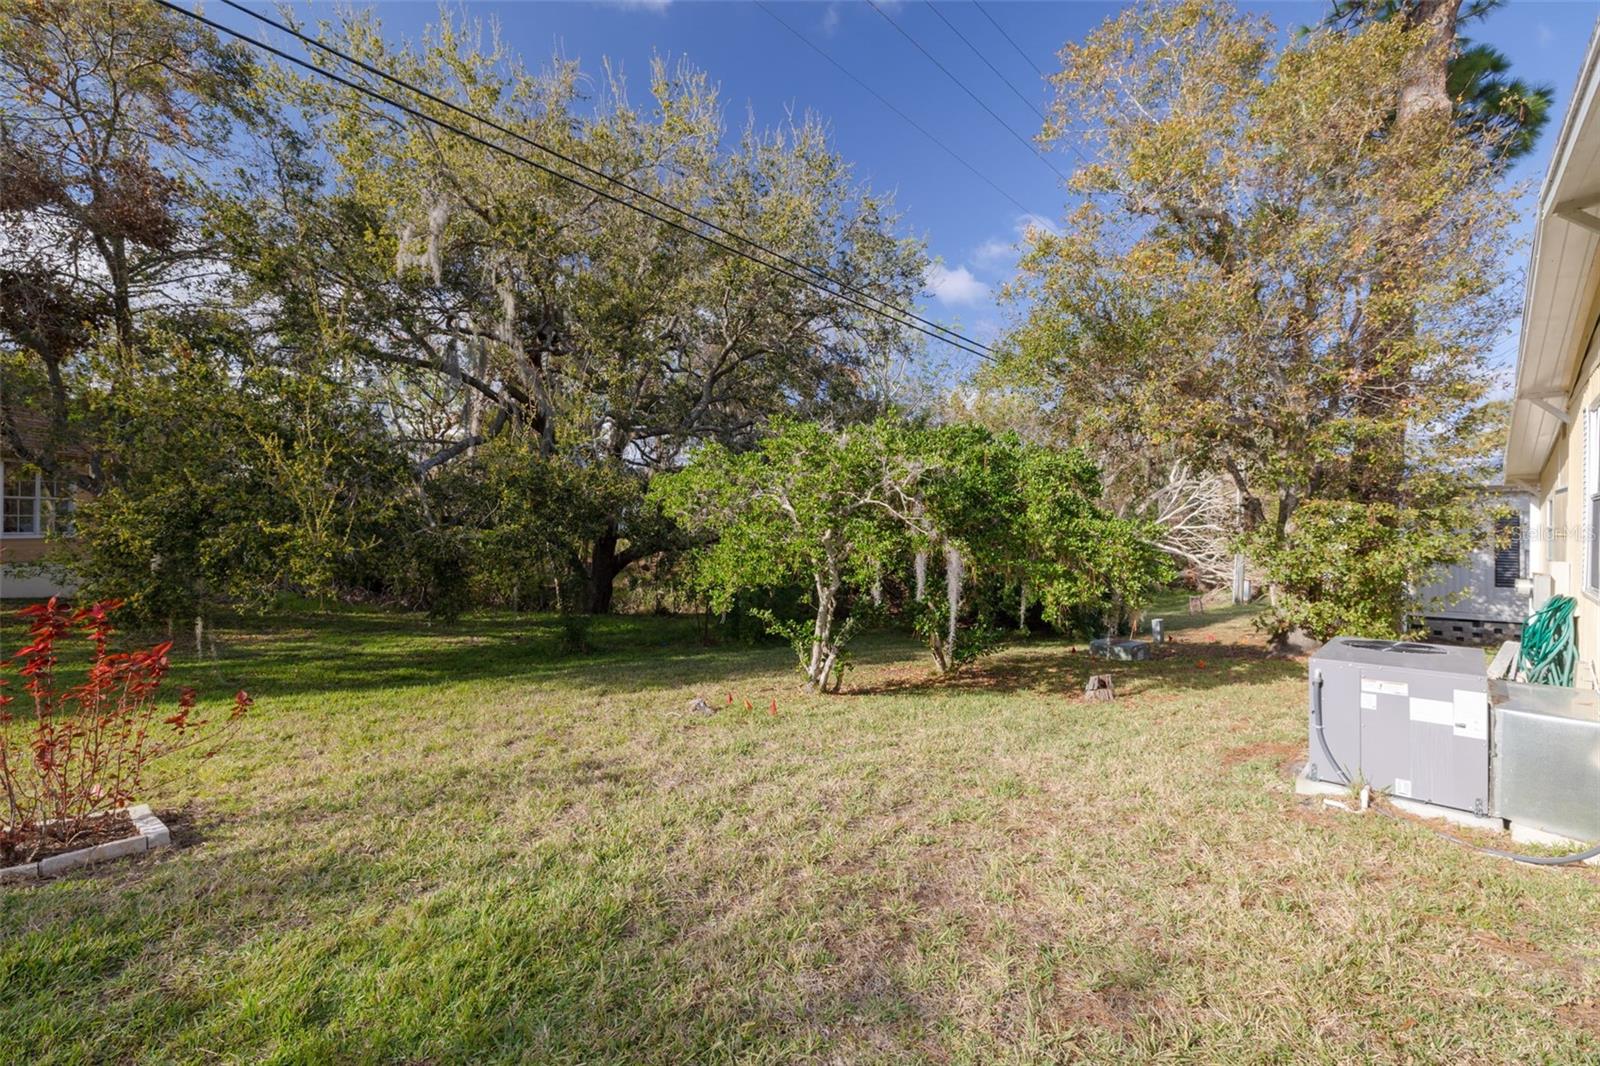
<box><xmin>0</xmin><ymin>607</ymin><xmax>816</xmax><ymax>704</ymax></box>
<box><xmin>0</xmin><ymin>601</ymin><xmax>1299</xmax><ymax>708</ymax></box>
<box><xmin>174</xmin><ymin>614</ymin><xmax>937</xmax><ymax>703</ymax></box>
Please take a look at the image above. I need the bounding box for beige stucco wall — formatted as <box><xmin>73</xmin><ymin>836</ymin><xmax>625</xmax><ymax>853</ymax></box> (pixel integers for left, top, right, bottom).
<box><xmin>1535</xmin><ymin>325</ymin><xmax>1600</xmax><ymax>686</ymax></box>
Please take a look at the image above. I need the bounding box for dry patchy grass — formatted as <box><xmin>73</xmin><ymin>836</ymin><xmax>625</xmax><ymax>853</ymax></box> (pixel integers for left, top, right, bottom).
<box><xmin>1</xmin><ymin>604</ymin><xmax>1597</xmax><ymax>1063</ymax></box>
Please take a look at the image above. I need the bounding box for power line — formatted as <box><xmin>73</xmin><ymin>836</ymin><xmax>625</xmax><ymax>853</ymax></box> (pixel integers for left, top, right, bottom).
<box><xmin>973</xmin><ymin>2</ymin><xmax>1047</xmax><ymax>80</ymax></box>
<box><xmin>923</xmin><ymin>2</ymin><xmax>1046</xmax><ymax>124</ymax></box>
<box><xmin>927</xmin><ymin>3</ymin><xmax>1094</xmax><ymax>174</ymax></box>
<box><xmin>155</xmin><ymin>3</ymin><xmax>996</xmax><ymax>365</ymax></box>
<box><xmin>753</xmin><ymin>0</ymin><xmax>1037</xmax><ymax>221</ymax></box>
<box><xmin>866</xmin><ymin>0</ymin><xmax>1069</xmax><ymax>185</ymax></box>
<box><xmin>207</xmin><ymin>0</ymin><xmax>992</xmax><ymax>361</ymax></box>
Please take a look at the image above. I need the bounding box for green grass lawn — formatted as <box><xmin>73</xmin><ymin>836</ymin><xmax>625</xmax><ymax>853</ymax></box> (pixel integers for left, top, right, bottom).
<box><xmin>3</xmin><ymin>604</ymin><xmax>1599</xmax><ymax>1063</ymax></box>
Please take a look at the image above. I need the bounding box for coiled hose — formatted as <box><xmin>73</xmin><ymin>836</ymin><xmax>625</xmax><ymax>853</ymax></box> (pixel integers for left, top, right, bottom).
<box><xmin>1516</xmin><ymin>595</ymin><xmax>1577</xmax><ymax>687</ymax></box>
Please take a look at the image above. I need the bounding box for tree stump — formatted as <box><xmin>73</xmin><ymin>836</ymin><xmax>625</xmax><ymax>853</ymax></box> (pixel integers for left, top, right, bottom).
<box><xmin>1082</xmin><ymin>675</ymin><xmax>1115</xmax><ymax>702</ymax></box>
<box><xmin>1187</xmin><ymin>596</ymin><xmax>1205</xmax><ymax>615</ymax></box>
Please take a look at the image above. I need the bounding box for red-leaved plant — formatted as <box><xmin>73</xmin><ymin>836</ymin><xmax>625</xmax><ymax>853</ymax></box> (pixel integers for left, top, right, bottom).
<box><xmin>0</xmin><ymin>598</ymin><xmax>251</xmax><ymax>864</ymax></box>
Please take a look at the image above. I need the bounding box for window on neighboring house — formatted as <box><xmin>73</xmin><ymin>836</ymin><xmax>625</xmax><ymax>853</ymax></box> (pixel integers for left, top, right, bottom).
<box><xmin>1</xmin><ymin>463</ymin><xmax>39</xmax><ymax>535</ymax></box>
<box><xmin>1494</xmin><ymin>511</ymin><xmax>1523</xmax><ymax>589</ymax></box>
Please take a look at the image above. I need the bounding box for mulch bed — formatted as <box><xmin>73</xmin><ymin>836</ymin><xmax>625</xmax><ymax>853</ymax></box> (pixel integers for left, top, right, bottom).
<box><xmin>2</xmin><ymin>810</ymin><xmax>137</xmax><ymax>867</ymax></box>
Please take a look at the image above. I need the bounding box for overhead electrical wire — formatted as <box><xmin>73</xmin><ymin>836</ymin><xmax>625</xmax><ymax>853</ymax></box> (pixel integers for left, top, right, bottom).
<box><xmin>973</xmin><ymin>2</ymin><xmax>1048</xmax><ymax>80</ymax></box>
<box><xmin>156</xmin><ymin>0</ymin><xmax>1000</xmax><ymax>364</ymax></box>
<box><xmin>957</xmin><ymin>2</ymin><xmax>1099</xmax><ymax>177</ymax></box>
<box><xmin>208</xmin><ymin>0</ymin><xmax>993</xmax><ymax>362</ymax></box>
<box><xmin>865</xmin><ymin>0</ymin><xmax>1070</xmax><ymax>184</ymax></box>
<box><xmin>753</xmin><ymin>0</ymin><xmax>1038</xmax><ymax>221</ymax></box>
<box><xmin>922</xmin><ymin>1</ymin><xmax>1047</xmax><ymax>124</ymax></box>
<box><xmin>212</xmin><ymin>0</ymin><xmax>985</xmax><ymax>358</ymax></box>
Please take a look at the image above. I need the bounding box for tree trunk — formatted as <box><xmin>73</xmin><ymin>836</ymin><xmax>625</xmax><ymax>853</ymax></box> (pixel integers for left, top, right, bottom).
<box><xmin>586</xmin><ymin>528</ymin><xmax>620</xmax><ymax>614</ymax></box>
<box><xmin>808</xmin><ymin>570</ymin><xmax>840</xmax><ymax>691</ymax></box>
<box><xmin>1351</xmin><ymin>0</ymin><xmax>1462</xmax><ymax>507</ymax></box>
<box><xmin>108</xmin><ymin>235</ymin><xmax>135</xmax><ymax>353</ymax></box>
<box><xmin>1397</xmin><ymin>0</ymin><xmax>1461</xmax><ymax>127</ymax></box>
<box><xmin>942</xmin><ymin>544</ymin><xmax>962</xmax><ymax>672</ymax></box>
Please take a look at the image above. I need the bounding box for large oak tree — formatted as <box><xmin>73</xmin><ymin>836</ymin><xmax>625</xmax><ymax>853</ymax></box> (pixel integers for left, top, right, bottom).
<box><xmin>995</xmin><ymin>0</ymin><xmax>1517</xmax><ymax>638</ymax></box>
<box><xmin>0</xmin><ymin>0</ymin><xmax>253</xmax><ymax>481</ymax></box>
<box><xmin>221</xmin><ymin>11</ymin><xmax>929</xmax><ymax>612</ymax></box>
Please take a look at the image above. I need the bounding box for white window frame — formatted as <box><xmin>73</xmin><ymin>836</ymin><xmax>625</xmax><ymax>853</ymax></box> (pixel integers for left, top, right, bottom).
<box><xmin>0</xmin><ymin>460</ymin><xmax>43</xmax><ymax>539</ymax></box>
<box><xmin>1550</xmin><ymin>487</ymin><xmax>1569</xmax><ymax>564</ymax></box>
<box><xmin>1586</xmin><ymin>407</ymin><xmax>1600</xmax><ymax>594</ymax></box>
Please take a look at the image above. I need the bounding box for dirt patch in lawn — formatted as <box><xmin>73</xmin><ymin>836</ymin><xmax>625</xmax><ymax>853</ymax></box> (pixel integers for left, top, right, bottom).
<box><xmin>156</xmin><ymin>805</ymin><xmax>206</xmax><ymax>850</ymax></box>
<box><xmin>2</xmin><ymin>809</ymin><xmax>136</xmax><ymax>866</ymax></box>
<box><xmin>1558</xmin><ymin>1000</ymin><xmax>1600</xmax><ymax>1037</ymax></box>
<box><xmin>1220</xmin><ymin>740</ymin><xmax>1302</xmax><ymax>768</ymax></box>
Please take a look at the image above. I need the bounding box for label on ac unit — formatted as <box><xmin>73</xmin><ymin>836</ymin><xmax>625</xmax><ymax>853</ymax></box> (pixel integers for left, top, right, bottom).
<box><xmin>1360</xmin><ymin>692</ymin><xmax>1378</xmax><ymax>710</ymax></box>
<box><xmin>1361</xmin><ymin>677</ymin><xmax>1408</xmax><ymax>697</ymax></box>
<box><xmin>1409</xmin><ymin>697</ymin><xmax>1455</xmax><ymax>726</ymax></box>
<box><xmin>1452</xmin><ymin>689</ymin><xmax>1488</xmax><ymax>740</ymax></box>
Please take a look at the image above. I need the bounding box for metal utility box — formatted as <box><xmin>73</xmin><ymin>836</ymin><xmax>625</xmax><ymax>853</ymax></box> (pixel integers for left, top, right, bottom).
<box><xmin>1492</xmin><ymin>680</ymin><xmax>1600</xmax><ymax>842</ymax></box>
<box><xmin>1089</xmin><ymin>638</ymin><xmax>1151</xmax><ymax>661</ymax></box>
<box><xmin>1308</xmin><ymin>638</ymin><xmax>1490</xmax><ymax>815</ymax></box>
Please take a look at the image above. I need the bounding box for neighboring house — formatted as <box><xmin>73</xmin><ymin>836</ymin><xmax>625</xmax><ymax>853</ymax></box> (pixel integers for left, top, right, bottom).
<box><xmin>1415</xmin><ymin>488</ymin><xmax>1532</xmax><ymax>643</ymax></box>
<box><xmin>0</xmin><ymin>421</ymin><xmax>79</xmax><ymax>600</ymax></box>
<box><xmin>1503</xmin><ymin>25</ymin><xmax>1600</xmax><ymax>684</ymax></box>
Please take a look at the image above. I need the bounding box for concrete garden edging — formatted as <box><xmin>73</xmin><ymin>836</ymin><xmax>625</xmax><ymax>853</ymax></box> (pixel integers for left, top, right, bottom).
<box><xmin>0</xmin><ymin>804</ymin><xmax>172</xmax><ymax>883</ymax></box>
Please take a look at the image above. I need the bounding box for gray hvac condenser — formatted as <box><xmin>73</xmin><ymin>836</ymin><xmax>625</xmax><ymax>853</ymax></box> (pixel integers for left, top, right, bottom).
<box><xmin>1307</xmin><ymin>638</ymin><xmax>1490</xmax><ymax>815</ymax></box>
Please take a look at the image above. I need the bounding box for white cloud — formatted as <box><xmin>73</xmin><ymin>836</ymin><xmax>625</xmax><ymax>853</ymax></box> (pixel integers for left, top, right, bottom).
<box><xmin>926</xmin><ymin>263</ymin><xmax>990</xmax><ymax>306</ymax></box>
<box><xmin>970</xmin><ymin>213</ymin><xmax>1059</xmax><ymax>273</ymax></box>
<box><xmin>612</xmin><ymin>0</ymin><xmax>671</xmax><ymax>11</ymax></box>
<box><xmin>973</xmin><ymin>237</ymin><xmax>1014</xmax><ymax>269</ymax></box>
<box><xmin>821</xmin><ymin>3</ymin><xmax>841</xmax><ymax>35</ymax></box>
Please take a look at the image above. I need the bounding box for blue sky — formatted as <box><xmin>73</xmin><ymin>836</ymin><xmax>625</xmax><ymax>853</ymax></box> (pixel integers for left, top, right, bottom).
<box><xmin>234</xmin><ymin>1</ymin><xmax>1600</xmax><ymax>378</ymax></box>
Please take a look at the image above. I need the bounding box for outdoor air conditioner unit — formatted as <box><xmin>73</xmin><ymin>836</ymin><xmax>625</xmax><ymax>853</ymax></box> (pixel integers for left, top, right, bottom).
<box><xmin>1307</xmin><ymin>638</ymin><xmax>1490</xmax><ymax>815</ymax></box>
<box><xmin>1307</xmin><ymin>637</ymin><xmax>1600</xmax><ymax>842</ymax></box>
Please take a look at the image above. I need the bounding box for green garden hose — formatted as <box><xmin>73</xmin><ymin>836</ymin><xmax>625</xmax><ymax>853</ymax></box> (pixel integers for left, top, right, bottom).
<box><xmin>1516</xmin><ymin>595</ymin><xmax>1577</xmax><ymax>687</ymax></box>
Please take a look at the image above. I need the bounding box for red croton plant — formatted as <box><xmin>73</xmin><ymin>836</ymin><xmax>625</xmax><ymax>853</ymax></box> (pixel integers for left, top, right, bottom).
<box><xmin>0</xmin><ymin>598</ymin><xmax>250</xmax><ymax>865</ymax></box>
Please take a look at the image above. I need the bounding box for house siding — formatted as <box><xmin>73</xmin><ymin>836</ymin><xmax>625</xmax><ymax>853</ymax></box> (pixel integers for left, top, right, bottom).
<box><xmin>1533</xmin><ymin>323</ymin><xmax>1600</xmax><ymax>685</ymax></box>
<box><xmin>1416</xmin><ymin>490</ymin><xmax>1534</xmax><ymax>633</ymax></box>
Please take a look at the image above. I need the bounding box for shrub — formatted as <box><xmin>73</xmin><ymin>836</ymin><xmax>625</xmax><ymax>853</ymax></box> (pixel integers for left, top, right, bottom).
<box><xmin>1247</xmin><ymin>499</ymin><xmax>1477</xmax><ymax>641</ymax></box>
<box><xmin>557</xmin><ymin>612</ymin><xmax>594</xmax><ymax>655</ymax></box>
<box><xmin>0</xmin><ymin>598</ymin><xmax>251</xmax><ymax>864</ymax></box>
